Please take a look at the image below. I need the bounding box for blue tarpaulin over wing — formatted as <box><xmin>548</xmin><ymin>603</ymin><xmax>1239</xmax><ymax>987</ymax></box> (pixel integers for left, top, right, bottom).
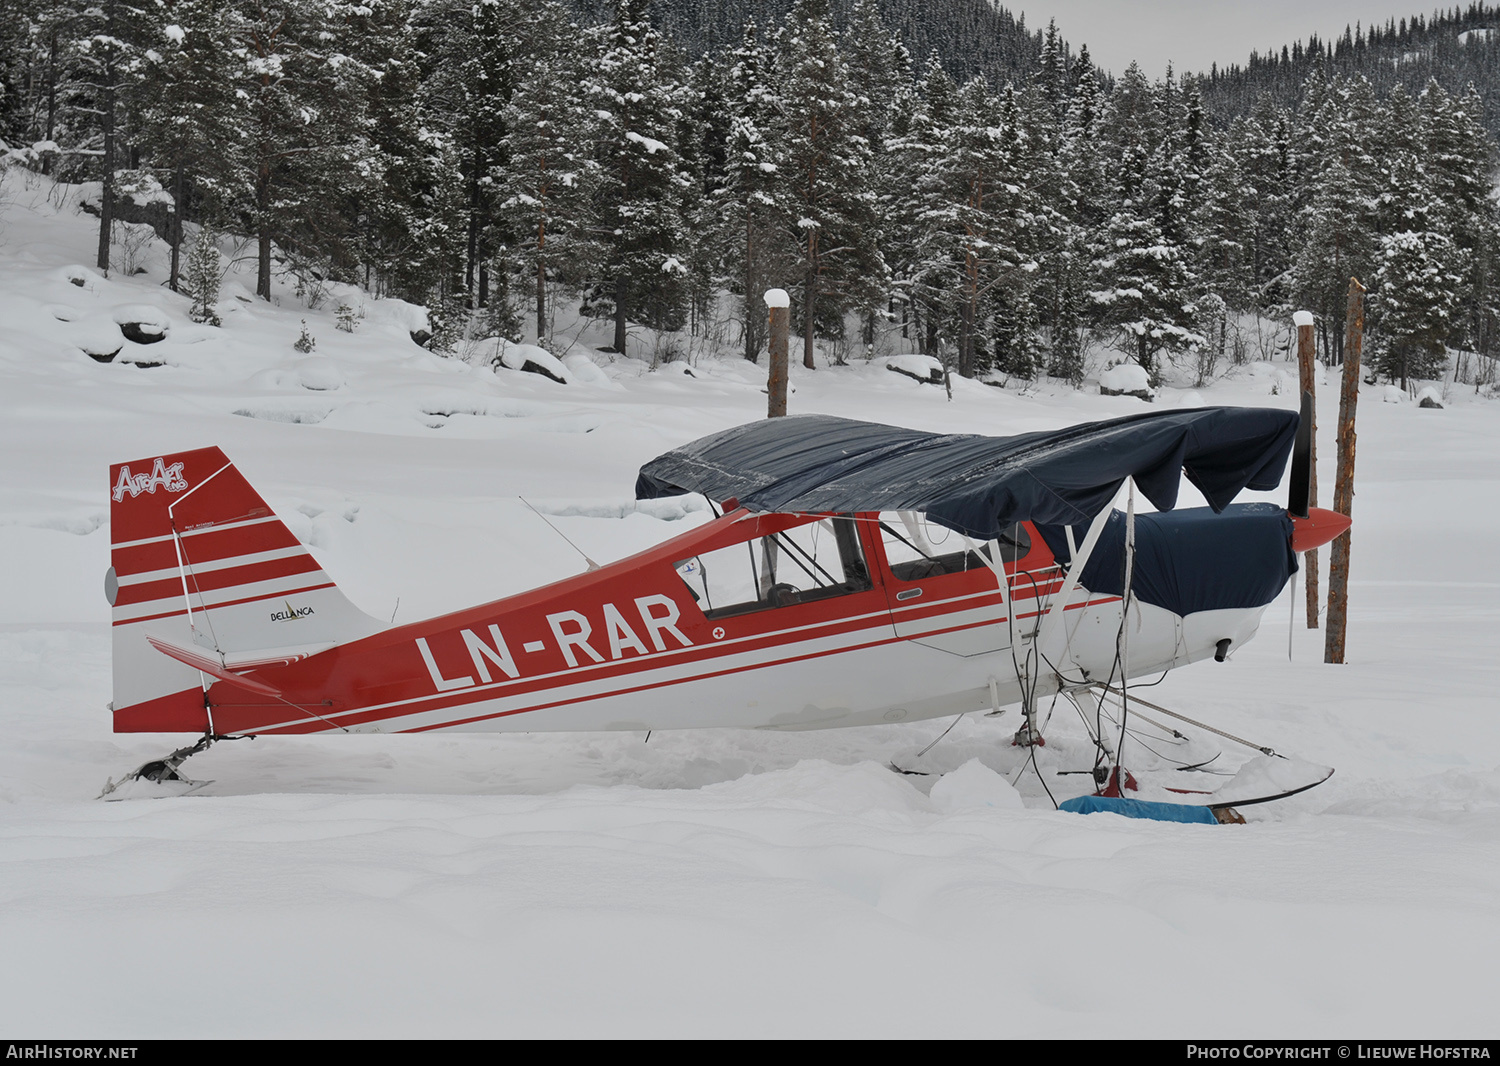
<box><xmin>1036</xmin><ymin>503</ymin><xmax>1298</xmax><ymax>616</ymax></box>
<box><xmin>635</xmin><ymin>409</ymin><xmax>1299</xmax><ymax>540</ymax></box>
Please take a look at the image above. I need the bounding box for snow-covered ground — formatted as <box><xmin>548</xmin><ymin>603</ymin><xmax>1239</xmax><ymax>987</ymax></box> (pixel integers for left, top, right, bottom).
<box><xmin>2</xmin><ymin>174</ymin><xmax>1498</xmax><ymax>1037</ymax></box>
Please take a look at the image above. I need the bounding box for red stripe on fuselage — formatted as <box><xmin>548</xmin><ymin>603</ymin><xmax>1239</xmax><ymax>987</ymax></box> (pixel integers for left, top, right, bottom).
<box><xmin>204</xmin><ymin>588</ymin><xmax>1107</xmax><ymax>737</ymax></box>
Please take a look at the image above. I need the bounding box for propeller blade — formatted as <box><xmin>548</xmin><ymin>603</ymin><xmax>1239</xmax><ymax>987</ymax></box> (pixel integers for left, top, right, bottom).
<box><xmin>1288</xmin><ymin>390</ymin><xmax>1312</xmax><ymax>520</ymax></box>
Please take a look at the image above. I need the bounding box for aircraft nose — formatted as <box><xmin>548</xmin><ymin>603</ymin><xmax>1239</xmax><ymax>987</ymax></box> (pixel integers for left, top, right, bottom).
<box><xmin>1290</xmin><ymin>507</ymin><xmax>1352</xmax><ymax>553</ymax></box>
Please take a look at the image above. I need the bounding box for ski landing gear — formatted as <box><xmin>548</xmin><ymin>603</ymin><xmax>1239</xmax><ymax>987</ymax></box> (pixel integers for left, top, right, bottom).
<box><xmin>98</xmin><ymin>733</ymin><xmax>251</xmax><ymax>800</ymax></box>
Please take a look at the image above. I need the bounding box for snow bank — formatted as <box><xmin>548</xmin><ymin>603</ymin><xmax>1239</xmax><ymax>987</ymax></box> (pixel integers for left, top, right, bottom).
<box><xmin>562</xmin><ymin>352</ymin><xmax>621</xmax><ymax>389</ymax></box>
<box><xmin>929</xmin><ymin>759</ymin><xmax>1024</xmax><ymax>812</ymax></box>
<box><xmin>294</xmin><ymin>356</ymin><xmax>346</xmax><ymax>391</ymax></box>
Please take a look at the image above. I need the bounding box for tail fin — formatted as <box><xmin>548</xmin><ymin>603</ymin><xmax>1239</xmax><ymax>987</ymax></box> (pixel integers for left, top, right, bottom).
<box><xmin>108</xmin><ymin>447</ymin><xmax>384</xmax><ymax>732</ymax></box>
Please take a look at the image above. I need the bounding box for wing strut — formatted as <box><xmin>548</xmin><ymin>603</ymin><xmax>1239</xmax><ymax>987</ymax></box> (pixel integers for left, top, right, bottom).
<box><xmin>1035</xmin><ymin>501</ymin><xmax>1117</xmax><ymax>682</ymax></box>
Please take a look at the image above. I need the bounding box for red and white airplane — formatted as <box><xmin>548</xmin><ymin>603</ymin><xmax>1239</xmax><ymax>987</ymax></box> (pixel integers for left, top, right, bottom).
<box><xmin>102</xmin><ymin>403</ymin><xmax>1350</xmax><ymax>803</ymax></box>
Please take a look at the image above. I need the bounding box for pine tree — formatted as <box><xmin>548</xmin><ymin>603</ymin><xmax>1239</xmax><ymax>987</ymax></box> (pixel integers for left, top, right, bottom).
<box><xmin>345</xmin><ymin>0</ymin><xmax>438</xmax><ymax>302</ymax></box>
<box><xmin>1289</xmin><ymin>156</ymin><xmax>1376</xmax><ymax>358</ymax></box>
<box><xmin>676</xmin><ymin>50</ymin><xmax>726</xmax><ymax>345</ymax></box>
<box><xmin>498</xmin><ymin>0</ymin><xmax>600</xmax><ymax>346</ymax></box>
<box><xmin>842</xmin><ymin>0</ymin><xmax>909</xmax><ymax>357</ymax></box>
<box><xmin>590</xmin><ymin>0</ymin><xmax>692</xmax><ymax>356</ymax></box>
<box><xmin>1235</xmin><ymin>95</ymin><xmax>1297</xmax><ymax>301</ymax></box>
<box><xmin>1420</xmin><ymin>79</ymin><xmax>1500</xmax><ymax>356</ymax></box>
<box><xmin>1375</xmin><ymin>227</ymin><xmax>1463</xmax><ymax>386</ymax></box>
<box><xmin>719</xmin><ymin>18</ymin><xmax>787</xmax><ymax>362</ymax></box>
<box><xmin>1044</xmin><ymin>45</ymin><xmax>1105</xmax><ymax>383</ymax></box>
<box><xmin>776</xmin><ymin>0</ymin><xmax>886</xmax><ymax>368</ymax></box>
<box><xmin>132</xmin><ymin>0</ymin><xmax>238</xmax><ymax>291</ymax></box>
<box><xmin>1091</xmin><ymin>199</ymin><xmax>1203</xmax><ymax>383</ymax></box>
<box><xmin>896</xmin><ymin>54</ymin><xmax>961</xmax><ymax>358</ymax></box>
<box><xmin>70</xmin><ymin>0</ymin><xmax>152</xmax><ymax>273</ymax></box>
<box><xmin>184</xmin><ymin>224</ymin><xmax>222</xmax><ymax>326</ymax></box>
<box><xmin>225</xmin><ymin>0</ymin><xmax>376</xmax><ymax>299</ymax></box>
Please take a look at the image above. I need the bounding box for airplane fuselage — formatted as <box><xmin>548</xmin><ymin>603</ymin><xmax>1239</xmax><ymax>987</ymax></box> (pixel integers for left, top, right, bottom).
<box><xmin>124</xmin><ymin>508</ymin><xmax>1267</xmax><ymax>736</ymax></box>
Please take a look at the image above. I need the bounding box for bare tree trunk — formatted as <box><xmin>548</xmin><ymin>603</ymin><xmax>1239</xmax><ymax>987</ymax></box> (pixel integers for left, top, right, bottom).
<box><xmin>1296</xmin><ymin>315</ymin><xmax>1319</xmax><ymax>628</ymax></box>
<box><xmin>256</xmin><ymin>159</ymin><xmax>272</xmax><ymax>299</ymax></box>
<box><xmin>613</xmin><ymin>271</ymin><xmax>628</xmax><ymax>355</ymax></box>
<box><xmin>803</xmin><ymin>255</ymin><xmax>816</xmax><ymax>370</ymax></box>
<box><xmin>169</xmin><ymin>165</ymin><xmax>185</xmax><ymax>292</ymax></box>
<box><xmin>96</xmin><ymin>39</ymin><xmax>115</xmax><ymax>274</ymax></box>
<box><xmin>767</xmin><ymin>292</ymin><xmax>789</xmax><ymax>417</ymax></box>
<box><xmin>536</xmin><ymin>258</ymin><xmax>546</xmax><ymax>343</ymax></box>
<box><xmin>465</xmin><ymin>165</ymin><xmax>479</xmax><ymax>303</ymax></box>
<box><xmin>1325</xmin><ymin>278</ymin><xmax>1364</xmax><ymax>664</ymax></box>
<box><xmin>744</xmin><ymin>218</ymin><xmax>759</xmax><ymax>362</ymax></box>
<box><xmin>959</xmin><ymin>252</ymin><xmax>977</xmax><ymax>377</ymax></box>
<box><xmin>42</xmin><ymin>30</ymin><xmax>58</xmax><ymax>176</ymax></box>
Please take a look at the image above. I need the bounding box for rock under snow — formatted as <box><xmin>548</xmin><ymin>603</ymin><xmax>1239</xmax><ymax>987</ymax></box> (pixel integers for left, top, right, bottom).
<box><xmin>1382</xmin><ymin>384</ymin><xmax>1409</xmax><ymax>404</ymax></box>
<box><xmin>64</xmin><ymin>318</ymin><xmax>124</xmax><ymax>362</ymax></box>
<box><xmin>495</xmin><ymin>340</ymin><xmax>571</xmax><ymax>384</ymax></box>
<box><xmin>885</xmin><ymin>354</ymin><xmax>944</xmax><ymax>385</ymax></box>
<box><xmin>361</xmin><ymin>296</ymin><xmax>431</xmax><ymax>348</ymax></box>
<box><xmin>1417</xmin><ymin>386</ymin><xmax>1445</xmax><ymax>409</ymax></box>
<box><xmin>111</xmin><ymin>304</ymin><xmax>170</xmax><ymax>344</ymax></box>
<box><xmin>56</xmin><ymin>264</ymin><xmax>100</xmax><ymax>291</ymax></box>
<box><xmin>1099</xmin><ymin>361</ymin><xmax>1154</xmax><ymax>400</ymax></box>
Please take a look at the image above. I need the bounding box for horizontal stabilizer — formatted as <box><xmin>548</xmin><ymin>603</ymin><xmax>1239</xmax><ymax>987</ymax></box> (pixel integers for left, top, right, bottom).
<box><xmin>144</xmin><ymin>632</ymin><xmax>284</xmax><ymax>697</ymax></box>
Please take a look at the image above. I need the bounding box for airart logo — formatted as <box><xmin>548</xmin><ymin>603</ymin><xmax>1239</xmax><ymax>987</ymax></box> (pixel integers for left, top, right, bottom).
<box><xmin>270</xmin><ymin>601</ymin><xmax>315</xmax><ymax>623</ymax></box>
<box><xmin>113</xmin><ymin>458</ymin><xmax>188</xmax><ymax>502</ymax></box>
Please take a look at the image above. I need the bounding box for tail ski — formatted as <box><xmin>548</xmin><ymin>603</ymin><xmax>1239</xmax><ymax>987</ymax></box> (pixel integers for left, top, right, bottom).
<box><xmin>108</xmin><ymin>447</ymin><xmax>384</xmax><ymax>732</ymax></box>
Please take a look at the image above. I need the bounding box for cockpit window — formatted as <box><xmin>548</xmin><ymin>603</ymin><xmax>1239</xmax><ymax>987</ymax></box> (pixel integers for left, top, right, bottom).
<box><xmin>877</xmin><ymin>511</ymin><xmax>1029</xmax><ymax>582</ymax></box>
<box><xmin>675</xmin><ymin>515</ymin><xmax>872</xmax><ymax>618</ymax></box>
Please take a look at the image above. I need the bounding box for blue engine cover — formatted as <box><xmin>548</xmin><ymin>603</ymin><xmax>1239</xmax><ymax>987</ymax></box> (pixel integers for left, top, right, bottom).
<box><xmin>1038</xmin><ymin>502</ymin><xmax>1297</xmax><ymax>617</ymax></box>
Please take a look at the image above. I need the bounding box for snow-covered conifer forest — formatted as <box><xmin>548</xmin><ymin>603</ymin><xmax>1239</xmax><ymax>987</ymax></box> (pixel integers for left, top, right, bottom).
<box><xmin>5</xmin><ymin>0</ymin><xmax>1500</xmax><ymax>388</ymax></box>
<box><xmin>2</xmin><ymin>0</ymin><xmax>1500</xmax><ymax>1040</ymax></box>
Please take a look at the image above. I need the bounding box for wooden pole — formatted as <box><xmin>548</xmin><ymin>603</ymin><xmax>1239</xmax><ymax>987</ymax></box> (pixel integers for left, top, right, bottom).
<box><xmin>1325</xmin><ymin>279</ymin><xmax>1364</xmax><ymax>664</ymax></box>
<box><xmin>766</xmin><ymin>288</ymin><xmax>790</xmax><ymax>418</ymax></box>
<box><xmin>1293</xmin><ymin>310</ymin><xmax>1319</xmax><ymax>628</ymax></box>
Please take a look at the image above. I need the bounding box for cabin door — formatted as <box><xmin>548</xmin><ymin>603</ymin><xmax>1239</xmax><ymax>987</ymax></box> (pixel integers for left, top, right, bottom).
<box><xmin>870</xmin><ymin>512</ymin><xmax>1038</xmax><ymax>658</ymax></box>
